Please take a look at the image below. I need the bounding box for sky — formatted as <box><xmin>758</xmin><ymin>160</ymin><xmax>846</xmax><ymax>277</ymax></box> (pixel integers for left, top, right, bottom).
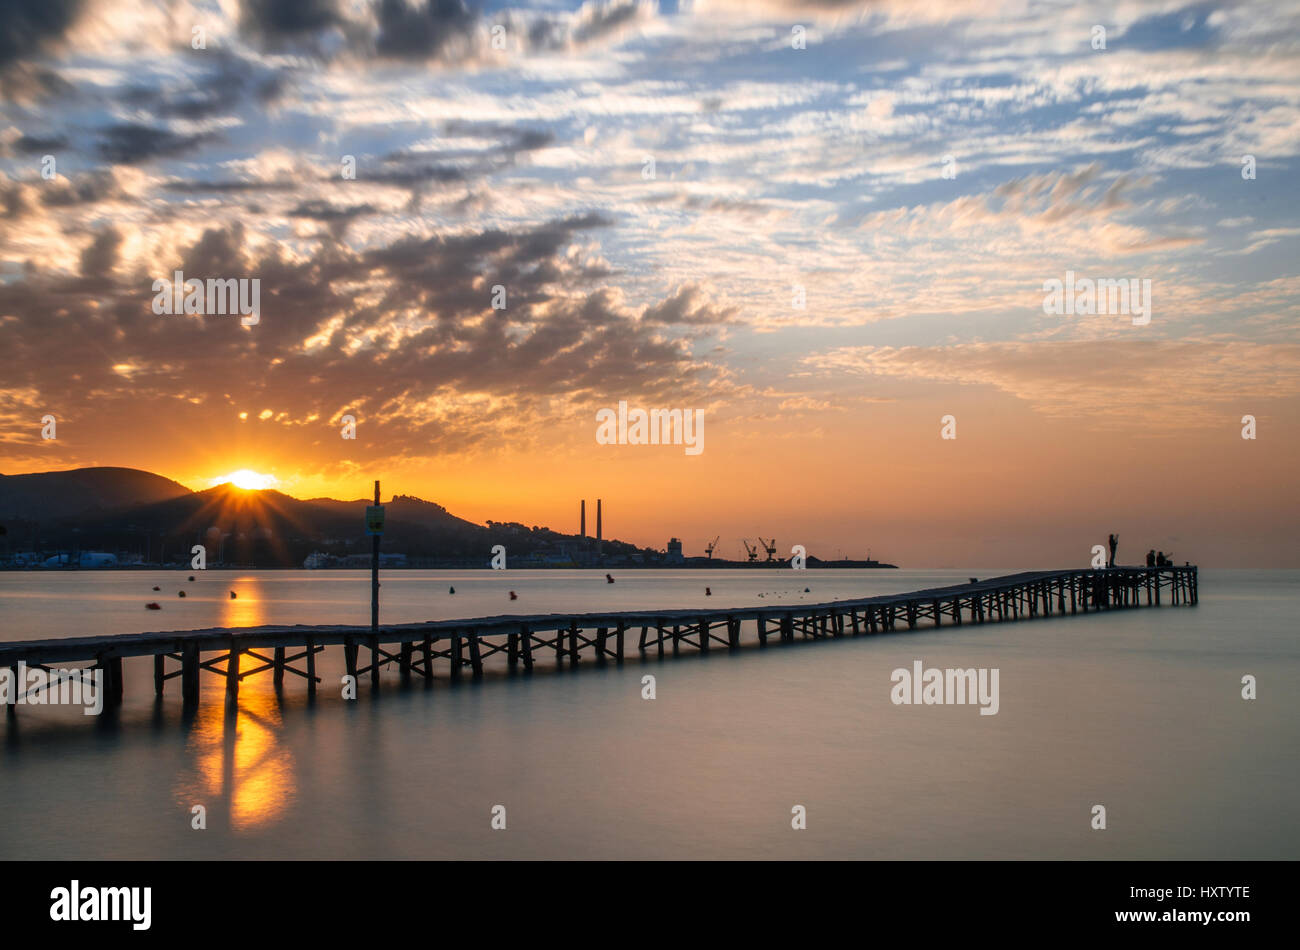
<box><xmin>1</xmin><ymin>0</ymin><xmax>1297</xmax><ymax>567</ymax></box>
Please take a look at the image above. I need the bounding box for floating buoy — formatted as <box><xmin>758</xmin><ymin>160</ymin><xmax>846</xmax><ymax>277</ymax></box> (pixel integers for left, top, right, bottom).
<box><xmin>178</xmin><ymin>590</ymin><xmax>186</xmax><ymax>597</ymax></box>
<box><xmin>509</xmin><ymin>591</ymin><xmax>517</xmax><ymax>600</ymax></box>
<box><xmin>449</xmin><ymin>586</ymin><xmax>456</xmax><ymax>594</ymax></box>
<box><xmin>145</xmin><ymin>602</ymin><xmax>161</xmax><ymax>610</ymax></box>
<box><xmin>705</xmin><ymin>587</ymin><xmax>712</xmax><ymax>596</ymax></box>
<box><xmin>803</xmin><ymin>587</ymin><xmax>810</xmax><ymax>593</ymax></box>
<box><xmin>188</xmin><ymin>575</ymin><xmax>195</xmax><ymax>582</ymax></box>
<box><xmin>605</xmin><ymin>574</ymin><xmax>615</xmax><ymax>584</ymax></box>
<box><xmin>152</xmin><ymin>586</ymin><xmax>160</xmax><ymax>591</ymax></box>
<box><xmin>229</xmin><ymin>591</ymin><xmax>237</xmax><ymax>599</ymax></box>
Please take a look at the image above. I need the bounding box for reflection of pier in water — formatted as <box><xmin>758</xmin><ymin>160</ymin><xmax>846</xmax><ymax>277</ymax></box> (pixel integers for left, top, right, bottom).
<box><xmin>2</xmin><ymin>567</ymin><xmax>1198</xmax><ymax>713</ymax></box>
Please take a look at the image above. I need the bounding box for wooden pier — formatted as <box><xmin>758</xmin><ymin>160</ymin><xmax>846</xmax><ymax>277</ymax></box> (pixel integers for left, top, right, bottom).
<box><xmin>1</xmin><ymin>566</ymin><xmax>1197</xmax><ymax>712</ymax></box>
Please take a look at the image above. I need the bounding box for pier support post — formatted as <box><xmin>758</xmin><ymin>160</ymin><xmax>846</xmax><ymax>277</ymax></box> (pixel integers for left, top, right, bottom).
<box><xmin>422</xmin><ymin>635</ymin><xmax>433</xmax><ymax>682</ymax></box>
<box><xmin>616</xmin><ymin>621</ymin><xmax>626</xmax><ymax>659</ymax></box>
<box><xmin>507</xmin><ymin>632</ymin><xmax>519</xmax><ymax>668</ymax></box>
<box><xmin>306</xmin><ymin>638</ymin><xmax>317</xmax><ymax>697</ymax></box>
<box><xmin>344</xmin><ymin>637</ymin><xmax>358</xmax><ymax>683</ymax></box>
<box><xmin>273</xmin><ymin>646</ymin><xmax>285</xmax><ymax>685</ymax></box>
<box><xmin>520</xmin><ymin>625</ymin><xmax>534</xmax><ymax>670</ymax></box>
<box><xmin>468</xmin><ymin>634</ymin><xmax>483</xmax><ymax>677</ymax></box>
<box><xmin>569</xmin><ymin>622</ymin><xmax>580</xmax><ymax>663</ymax></box>
<box><xmin>226</xmin><ymin>643</ymin><xmax>240</xmax><ymax>700</ymax></box>
<box><xmin>907</xmin><ymin>602</ymin><xmax>917</xmax><ymax>630</ymax></box>
<box><xmin>182</xmin><ymin>643</ymin><xmax>199</xmax><ymax>706</ymax></box>
<box><xmin>400</xmin><ymin>642</ymin><xmax>412</xmax><ymax>681</ymax></box>
<box><xmin>154</xmin><ymin>654</ymin><xmax>165</xmax><ymax>697</ymax></box>
<box><xmin>450</xmin><ymin>633</ymin><xmax>463</xmax><ymax>680</ymax></box>
<box><xmin>758</xmin><ymin>614</ymin><xmax>768</xmax><ymax>645</ymax></box>
<box><xmin>370</xmin><ymin>636</ymin><xmax>380</xmax><ymax>689</ymax></box>
<box><xmin>108</xmin><ymin>656</ymin><xmax>123</xmax><ymax>706</ymax></box>
<box><xmin>595</xmin><ymin>627</ymin><xmax>608</xmax><ymax>660</ymax></box>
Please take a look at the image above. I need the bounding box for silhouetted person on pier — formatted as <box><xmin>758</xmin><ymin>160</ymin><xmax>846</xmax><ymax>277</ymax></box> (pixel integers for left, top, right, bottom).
<box><xmin>1146</xmin><ymin>549</ymin><xmax>1155</xmax><ymax>567</ymax></box>
<box><xmin>1107</xmin><ymin>533</ymin><xmax>1118</xmax><ymax>568</ymax></box>
<box><xmin>1156</xmin><ymin>552</ymin><xmax>1167</xmax><ymax>567</ymax></box>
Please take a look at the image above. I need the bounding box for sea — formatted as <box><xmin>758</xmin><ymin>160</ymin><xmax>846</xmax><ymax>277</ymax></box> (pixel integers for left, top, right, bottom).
<box><xmin>1</xmin><ymin>568</ymin><xmax>1296</xmax><ymax>860</ymax></box>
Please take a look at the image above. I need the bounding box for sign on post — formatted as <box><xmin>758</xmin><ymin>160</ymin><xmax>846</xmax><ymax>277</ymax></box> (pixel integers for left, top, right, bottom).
<box><xmin>365</xmin><ymin>505</ymin><xmax>385</xmax><ymax>535</ymax></box>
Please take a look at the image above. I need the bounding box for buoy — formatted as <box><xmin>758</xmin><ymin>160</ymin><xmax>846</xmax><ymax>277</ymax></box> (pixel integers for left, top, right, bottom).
<box><xmin>145</xmin><ymin>602</ymin><xmax>161</xmax><ymax>610</ymax></box>
<box><xmin>229</xmin><ymin>591</ymin><xmax>237</xmax><ymax>599</ymax></box>
<box><xmin>509</xmin><ymin>591</ymin><xmax>517</xmax><ymax>600</ymax></box>
<box><xmin>804</xmin><ymin>587</ymin><xmax>810</xmax><ymax>593</ymax></box>
<box><xmin>178</xmin><ymin>590</ymin><xmax>186</xmax><ymax>597</ymax></box>
<box><xmin>152</xmin><ymin>586</ymin><xmax>160</xmax><ymax>591</ymax></box>
<box><xmin>705</xmin><ymin>587</ymin><xmax>712</xmax><ymax>596</ymax></box>
<box><xmin>605</xmin><ymin>574</ymin><xmax>615</xmax><ymax>584</ymax></box>
<box><xmin>449</xmin><ymin>586</ymin><xmax>455</xmax><ymax>594</ymax></box>
<box><xmin>188</xmin><ymin>575</ymin><xmax>195</xmax><ymax>582</ymax></box>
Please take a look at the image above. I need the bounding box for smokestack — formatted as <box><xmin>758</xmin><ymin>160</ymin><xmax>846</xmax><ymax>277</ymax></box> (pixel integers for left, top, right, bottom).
<box><xmin>596</xmin><ymin>499</ymin><xmax>603</xmax><ymax>558</ymax></box>
<box><xmin>580</xmin><ymin>500</ymin><xmax>586</xmax><ymax>538</ymax></box>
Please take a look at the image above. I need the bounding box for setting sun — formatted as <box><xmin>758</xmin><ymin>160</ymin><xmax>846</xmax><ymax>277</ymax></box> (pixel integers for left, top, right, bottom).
<box><xmin>215</xmin><ymin>469</ymin><xmax>277</xmax><ymax>491</ymax></box>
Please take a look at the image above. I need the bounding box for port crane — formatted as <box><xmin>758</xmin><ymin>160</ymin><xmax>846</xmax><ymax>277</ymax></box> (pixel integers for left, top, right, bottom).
<box><xmin>758</xmin><ymin>537</ymin><xmax>777</xmax><ymax>562</ymax></box>
<box><xmin>705</xmin><ymin>536</ymin><xmax>720</xmax><ymax>559</ymax></box>
<box><xmin>741</xmin><ymin>539</ymin><xmax>759</xmax><ymax>562</ymax></box>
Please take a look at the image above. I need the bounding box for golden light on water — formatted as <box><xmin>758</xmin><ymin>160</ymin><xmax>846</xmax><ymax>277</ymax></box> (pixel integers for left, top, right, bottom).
<box><xmin>177</xmin><ymin>688</ymin><xmax>295</xmax><ymax>833</ymax></box>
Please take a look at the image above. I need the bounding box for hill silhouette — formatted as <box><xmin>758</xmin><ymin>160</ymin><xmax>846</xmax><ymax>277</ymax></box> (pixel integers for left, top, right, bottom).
<box><xmin>0</xmin><ymin>467</ymin><xmax>191</xmax><ymax>520</ymax></box>
<box><xmin>0</xmin><ymin>467</ymin><xmax>646</xmax><ymax>567</ymax></box>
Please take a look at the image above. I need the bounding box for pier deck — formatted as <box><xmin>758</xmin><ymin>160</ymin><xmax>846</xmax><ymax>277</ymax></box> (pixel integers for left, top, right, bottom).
<box><xmin>1</xmin><ymin>566</ymin><xmax>1198</xmax><ymax>710</ymax></box>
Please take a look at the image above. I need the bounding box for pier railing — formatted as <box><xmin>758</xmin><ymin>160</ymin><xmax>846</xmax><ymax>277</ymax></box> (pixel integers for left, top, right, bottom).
<box><xmin>1</xmin><ymin>566</ymin><xmax>1197</xmax><ymax>711</ymax></box>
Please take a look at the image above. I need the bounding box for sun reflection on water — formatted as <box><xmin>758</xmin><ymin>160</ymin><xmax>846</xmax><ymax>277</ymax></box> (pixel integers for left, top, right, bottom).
<box><xmin>174</xmin><ymin>578</ymin><xmax>295</xmax><ymax>832</ymax></box>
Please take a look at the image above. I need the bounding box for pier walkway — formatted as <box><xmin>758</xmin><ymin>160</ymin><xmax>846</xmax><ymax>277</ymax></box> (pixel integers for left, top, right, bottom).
<box><xmin>1</xmin><ymin>566</ymin><xmax>1197</xmax><ymax>710</ymax></box>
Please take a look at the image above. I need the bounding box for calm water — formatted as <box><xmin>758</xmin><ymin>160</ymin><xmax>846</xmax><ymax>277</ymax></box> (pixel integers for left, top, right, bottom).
<box><xmin>1</xmin><ymin>568</ymin><xmax>1296</xmax><ymax>859</ymax></box>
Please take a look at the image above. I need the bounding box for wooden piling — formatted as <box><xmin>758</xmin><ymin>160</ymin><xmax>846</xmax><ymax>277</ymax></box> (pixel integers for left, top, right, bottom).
<box><xmin>306</xmin><ymin>637</ymin><xmax>317</xmax><ymax>697</ymax></box>
<box><xmin>225</xmin><ymin>642</ymin><xmax>239</xmax><ymax>700</ymax></box>
<box><xmin>468</xmin><ymin>634</ymin><xmax>483</xmax><ymax>677</ymax></box>
<box><xmin>181</xmin><ymin>642</ymin><xmax>199</xmax><ymax>705</ymax></box>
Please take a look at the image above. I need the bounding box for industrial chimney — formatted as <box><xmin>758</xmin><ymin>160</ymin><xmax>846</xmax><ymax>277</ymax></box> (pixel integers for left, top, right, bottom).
<box><xmin>580</xmin><ymin>499</ymin><xmax>586</xmax><ymax>538</ymax></box>
<box><xmin>596</xmin><ymin>499</ymin><xmax>603</xmax><ymax>558</ymax></box>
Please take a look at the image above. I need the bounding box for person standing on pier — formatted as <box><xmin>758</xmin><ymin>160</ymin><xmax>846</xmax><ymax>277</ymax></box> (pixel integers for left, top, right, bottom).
<box><xmin>1146</xmin><ymin>549</ymin><xmax>1156</xmax><ymax>567</ymax></box>
<box><xmin>1107</xmin><ymin>533</ymin><xmax>1118</xmax><ymax>568</ymax></box>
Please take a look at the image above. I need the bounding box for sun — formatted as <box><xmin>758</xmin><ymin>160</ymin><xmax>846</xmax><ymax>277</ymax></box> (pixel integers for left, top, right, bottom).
<box><xmin>215</xmin><ymin>469</ymin><xmax>277</xmax><ymax>491</ymax></box>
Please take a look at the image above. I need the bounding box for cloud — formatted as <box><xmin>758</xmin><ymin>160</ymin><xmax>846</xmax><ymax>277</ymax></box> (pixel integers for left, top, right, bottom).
<box><xmin>79</xmin><ymin>226</ymin><xmax>122</xmax><ymax>277</ymax></box>
<box><xmin>240</xmin><ymin>0</ymin><xmax>344</xmax><ymax>43</ymax></box>
<box><xmin>0</xmin><ymin>212</ymin><xmax>730</xmax><ymax>462</ymax></box>
<box><xmin>641</xmin><ymin>282</ymin><xmax>737</xmax><ymax>325</ymax></box>
<box><xmin>0</xmin><ymin>0</ymin><xmax>86</xmax><ymax>98</ymax></box>
<box><xmin>95</xmin><ymin>123</ymin><xmax>217</xmax><ymax>165</ymax></box>
<box><xmin>804</xmin><ymin>341</ymin><xmax>1300</xmax><ymax>426</ymax></box>
<box><xmin>372</xmin><ymin>0</ymin><xmax>477</xmax><ymax>60</ymax></box>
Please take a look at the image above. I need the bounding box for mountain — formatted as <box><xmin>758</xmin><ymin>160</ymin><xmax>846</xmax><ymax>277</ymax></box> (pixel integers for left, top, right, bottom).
<box><xmin>0</xmin><ymin>467</ymin><xmax>648</xmax><ymax>567</ymax></box>
<box><xmin>0</xmin><ymin>467</ymin><xmax>192</xmax><ymax>521</ymax></box>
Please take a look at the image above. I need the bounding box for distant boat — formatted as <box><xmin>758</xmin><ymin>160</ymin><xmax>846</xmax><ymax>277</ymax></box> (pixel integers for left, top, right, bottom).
<box><xmin>303</xmin><ymin>551</ymin><xmax>329</xmax><ymax>569</ymax></box>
